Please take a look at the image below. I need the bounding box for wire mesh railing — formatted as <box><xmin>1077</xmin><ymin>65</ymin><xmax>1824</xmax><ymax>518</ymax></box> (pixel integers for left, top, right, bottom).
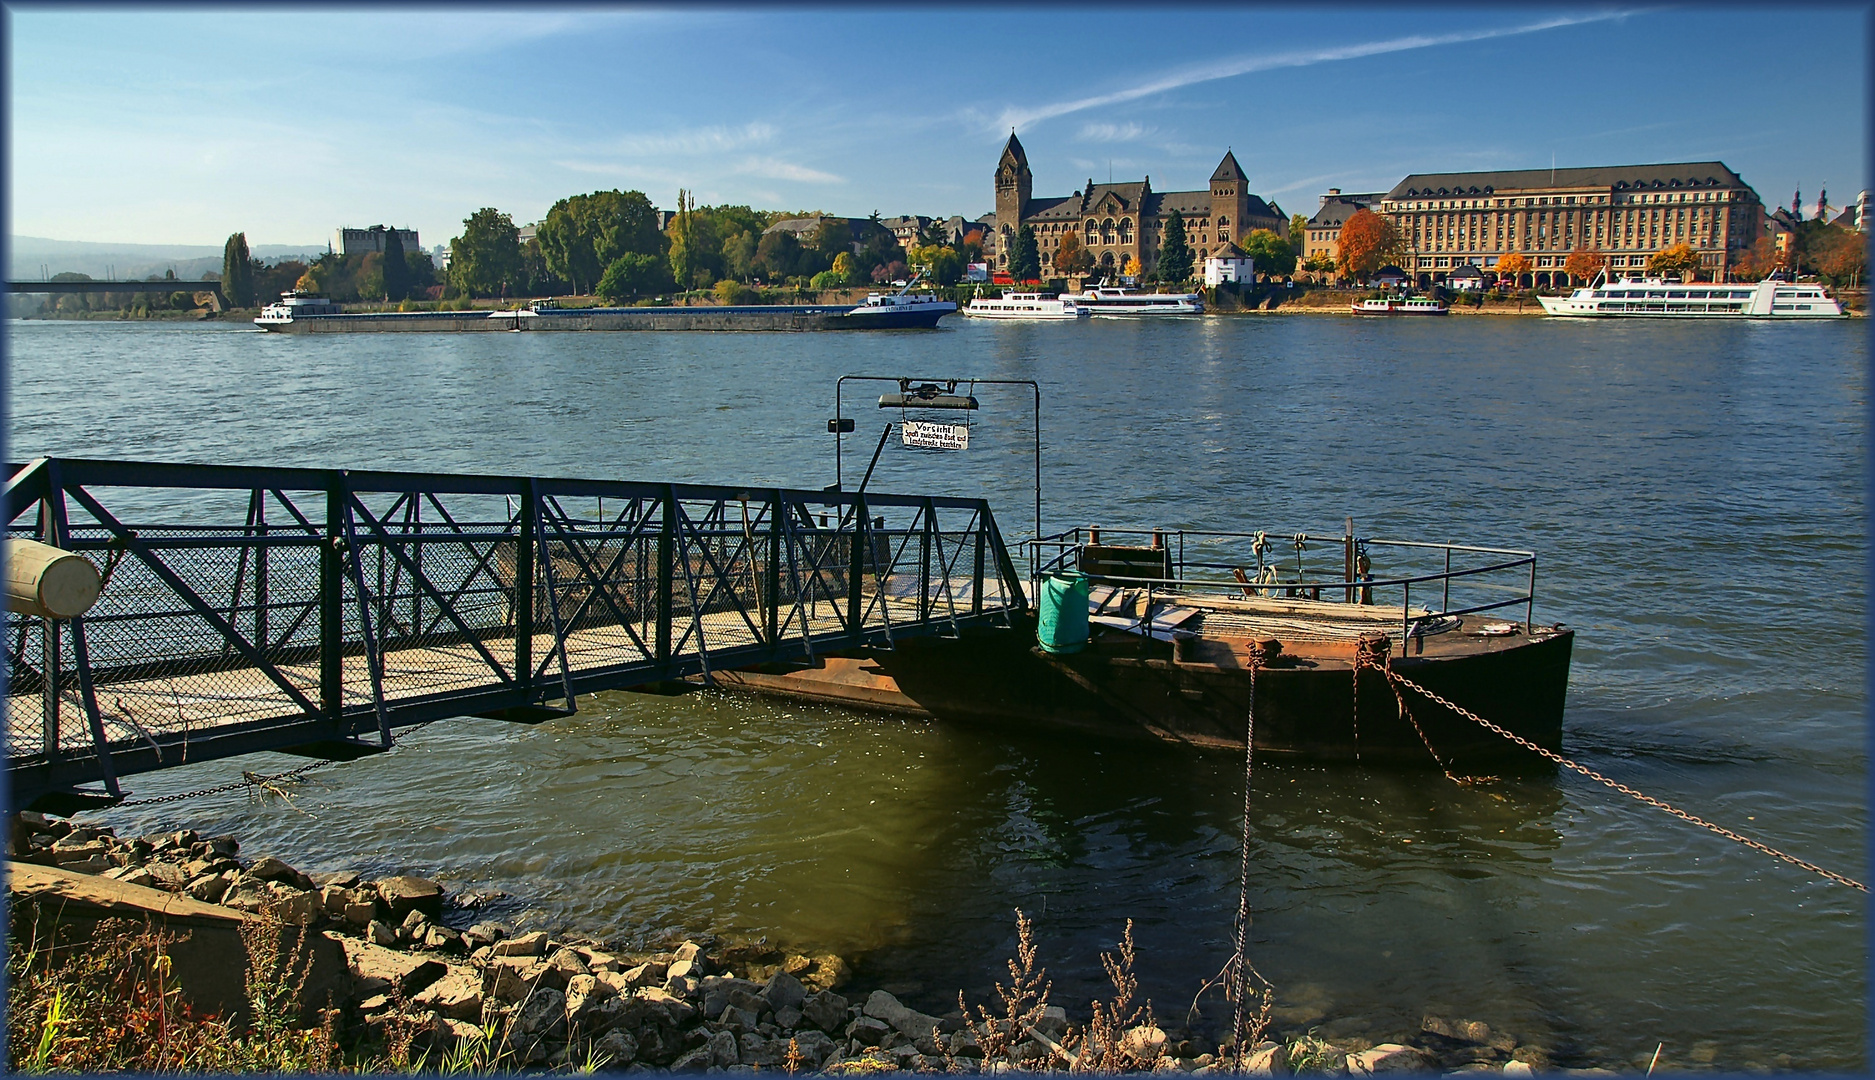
<box><xmin>4</xmin><ymin>458</ymin><xmax>1027</xmax><ymax>807</ymax></box>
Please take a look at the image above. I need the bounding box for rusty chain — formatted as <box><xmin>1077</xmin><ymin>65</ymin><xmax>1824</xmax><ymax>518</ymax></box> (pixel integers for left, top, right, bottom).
<box><xmin>1383</xmin><ymin>666</ymin><xmax>1867</xmax><ymax>893</ymax></box>
<box><xmin>112</xmin><ymin>719</ymin><xmax>440</xmax><ymax>809</ymax></box>
<box><xmin>1228</xmin><ymin>642</ymin><xmax>1271</xmax><ymax>1058</ymax></box>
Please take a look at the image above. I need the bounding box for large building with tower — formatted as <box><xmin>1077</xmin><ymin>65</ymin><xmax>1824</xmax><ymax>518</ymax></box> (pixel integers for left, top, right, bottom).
<box><xmin>985</xmin><ymin>134</ymin><xmax>1285</xmax><ymax>277</ymax></box>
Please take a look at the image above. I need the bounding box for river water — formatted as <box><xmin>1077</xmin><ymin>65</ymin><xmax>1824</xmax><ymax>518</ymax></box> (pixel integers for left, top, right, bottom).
<box><xmin>6</xmin><ymin>315</ymin><xmax>1865</xmax><ymax>1070</ymax></box>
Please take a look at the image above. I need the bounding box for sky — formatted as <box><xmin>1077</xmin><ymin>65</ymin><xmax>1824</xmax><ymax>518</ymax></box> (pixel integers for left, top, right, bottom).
<box><xmin>7</xmin><ymin>5</ymin><xmax>1868</xmax><ymax>249</ymax></box>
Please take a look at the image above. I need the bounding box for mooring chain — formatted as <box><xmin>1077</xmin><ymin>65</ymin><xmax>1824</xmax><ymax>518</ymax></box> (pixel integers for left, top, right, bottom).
<box><xmin>1228</xmin><ymin>641</ymin><xmax>1271</xmax><ymax>1059</ymax></box>
<box><xmin>1384</xmin><ymin>668</ymin><xmax>1868</xmax><ymax>893</ymax></box>
<box><xmin>1353</xmin><ymin>633</ymin><xmax>1477</xmax><ymax>784</ymax></box>
<box><xmin>114</xmin><ymin>719</ymin><xmax>441</xmax><ymax>808</ymax></box>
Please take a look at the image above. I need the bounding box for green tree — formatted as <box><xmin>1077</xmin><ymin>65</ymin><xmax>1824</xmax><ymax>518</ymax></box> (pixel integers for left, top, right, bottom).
<box><xmin>1157</xmin><ymin>210</ymin><xmax>1194</xmax><ymax>283</ymax></box>
<box><xmin>221</xmin><ymin>232</ymin><xmax>254</xmax><ymax>307</ymax></box>
<box><xmin>1240</xmin><ymin>228</ymin><xmax>1296</xmax><ymax>279</ymax></box>
<box><xmin>722</xmin><ymin>230</ymin><xmax>758</xmax><ymax>281</ymax></box>
<box><xmin>449</xmin><ymin>208</ymin><xmax>523</xmax><ymax>298</ymax></box>
<box><xmin>1008</xmin><ymin>224</ymin><xmax>1041</xmax><ymax>282</ymax></box>
<box><xmin>753</xmin><ymin>231</ymin><xmax>802</xmax><ymax>281</ymax></box>
<box><xmin>1289</xmin><ymin>213</ymin><xmax>1309</xmax><ymax>249</ymax></box>
<box><xmin>539</xmin><ymin>190</ymin><xmax>663</xmax><ymax>295</ymax></box>
<box><xmin>596</xmin><ymin>253</ymin><xmax>670</xmax><ymax>302</ymax></box>
<box><xmin>381</xmin><ymin>228</ymin><xmax>409</xmax><ymax>302</ymax></box>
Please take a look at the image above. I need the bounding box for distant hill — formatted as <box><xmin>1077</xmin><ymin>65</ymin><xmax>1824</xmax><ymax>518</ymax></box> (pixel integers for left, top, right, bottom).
<box><xmin>9</xmin><ymin>235</ymin><xmax>327</xmax><ymax>282</ymax></box>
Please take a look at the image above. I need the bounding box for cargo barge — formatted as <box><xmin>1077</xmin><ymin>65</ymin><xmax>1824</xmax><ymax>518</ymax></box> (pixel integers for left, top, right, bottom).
<box><xmin>718</xmin><ymin>526</ymin><xmax>1573</xmax><ymax>772</ymax></box>
<box><xmin>254</xmin><ymin>289</ymin><xmax>956</xmax><ymax>333</ymax></box>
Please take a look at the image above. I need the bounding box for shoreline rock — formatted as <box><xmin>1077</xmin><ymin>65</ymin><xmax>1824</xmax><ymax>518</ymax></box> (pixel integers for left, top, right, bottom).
<box><xmin>5</xmin><ymin>814</ymin><xmax>1634</xmax><ymax>1073</ymax></box>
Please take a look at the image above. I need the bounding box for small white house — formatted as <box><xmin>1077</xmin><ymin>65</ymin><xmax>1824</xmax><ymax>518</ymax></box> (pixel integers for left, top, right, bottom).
<box><xmin>1203</xmin><ymin>243</ymin><xmax>1254</xmax><ymax>286</ymax></box>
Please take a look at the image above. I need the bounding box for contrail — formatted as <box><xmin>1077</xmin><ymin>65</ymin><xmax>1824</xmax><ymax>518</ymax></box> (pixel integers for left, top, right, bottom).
<box><xmin>993</xmin><ymin>11</ymin><xmax>1644</xmax><ymax>133</ymax></box>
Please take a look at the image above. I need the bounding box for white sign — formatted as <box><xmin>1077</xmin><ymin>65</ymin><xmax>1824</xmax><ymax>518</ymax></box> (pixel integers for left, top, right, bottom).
<box><xmin>901</xmin><ymin>421</ymin><xmax>969</xmax><ymax>450</ymax></box>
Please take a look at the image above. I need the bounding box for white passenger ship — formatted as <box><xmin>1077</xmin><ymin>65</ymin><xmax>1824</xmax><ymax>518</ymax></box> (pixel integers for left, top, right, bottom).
<box><xmin>1537</xmin><ymin>275</ymin><xmax>1845</xmax><ymax>318</ymax></box>
<box><xmin>1061</xmin><ymin>285</ymin><xmax>1203</xmax><ymax>316</ymax></box>
<box><xmin>962</xmin><ymin>293</ymin><xmax>1089</xmax><ymax>320</ymax></box>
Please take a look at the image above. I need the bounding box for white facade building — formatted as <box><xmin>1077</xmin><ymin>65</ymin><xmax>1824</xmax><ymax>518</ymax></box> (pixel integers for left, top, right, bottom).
<box><xmin>1203</xmin><ymin>245</ymin><xmax>1254</xmax><ymax>286</ymax></box>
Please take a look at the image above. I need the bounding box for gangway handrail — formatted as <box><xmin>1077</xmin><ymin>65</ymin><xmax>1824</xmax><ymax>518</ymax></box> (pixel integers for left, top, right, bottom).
<box><xmin>5</xmin><ymin>457</ymin><xmax>1029</xmax><ymax>813</ymax></box>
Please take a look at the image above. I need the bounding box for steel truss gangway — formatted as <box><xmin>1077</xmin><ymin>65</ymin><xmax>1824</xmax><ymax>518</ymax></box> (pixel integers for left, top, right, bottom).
<box><xmin>4</xmin><ymin>458</ymin><xmax>1028</xmax><ymax>813</ymax></box>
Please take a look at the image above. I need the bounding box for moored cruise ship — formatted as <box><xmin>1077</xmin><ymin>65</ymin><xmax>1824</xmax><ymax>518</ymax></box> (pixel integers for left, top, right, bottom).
<box><xmin>962</xmin><ymin>293</ymin><xmax>1089</xmax><ymax>320</ymax></box>
<box><xmin>1537</xmin><ymin>276</ymin><xmax>1845</xmax><ymax>318</ymax></box>
<box><xmin>1061</xmin><ymin>285</ymin><xmax>1203</xmax><ymax>316</ymax></box>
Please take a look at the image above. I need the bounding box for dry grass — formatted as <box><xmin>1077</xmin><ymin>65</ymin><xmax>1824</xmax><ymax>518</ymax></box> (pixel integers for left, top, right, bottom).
<box><xmin>6</xmin><ymin>914</ymin><xmax>340</xmax><ymax>1073</ymax></box>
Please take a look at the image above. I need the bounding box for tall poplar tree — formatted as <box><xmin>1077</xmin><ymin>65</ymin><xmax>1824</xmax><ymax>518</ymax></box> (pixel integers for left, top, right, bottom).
<box><xmin>1158</xmin><ymin>210</ymin><xmax>1194</xmax><ymax>283</ymax></box>
<box><xmin>221</xmin><ymin>232</ymin><xmax>254</xmax><ymax>307</ymax></box>
<box><xmin>382</xmin><ymin>227</ymin><xmax>409</xmax><ymax>302</ymax></box>
<box><xmin>1008</xmin><ymin>224</ymin><xmax>1041</xmax><ymax>282</ymax></box>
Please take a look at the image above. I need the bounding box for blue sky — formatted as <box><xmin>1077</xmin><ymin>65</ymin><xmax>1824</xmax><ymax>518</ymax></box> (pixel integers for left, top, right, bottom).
<box><xmin>8</xmin><ymin>6</ymin><xmax>1866</xmax><ymax>248</ymax></box>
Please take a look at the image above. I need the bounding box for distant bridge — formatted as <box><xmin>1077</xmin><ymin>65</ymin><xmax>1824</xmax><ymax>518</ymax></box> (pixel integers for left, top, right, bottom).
<box><xmin>9</xmin><ymin>279</ymin><xmax>226</xmax><ymax>302</ymax></box>
<box><xmin>4</xmin><ymin>458</ymin><xmax>1027</xmax><ymax>813</ymax></box>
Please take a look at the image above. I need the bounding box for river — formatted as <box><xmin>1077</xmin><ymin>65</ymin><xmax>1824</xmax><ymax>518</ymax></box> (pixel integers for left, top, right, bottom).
<box><xmin>6</xmin><ymin>314</ymin><xmax>1865</xmax><ymax>1070</ymax></box>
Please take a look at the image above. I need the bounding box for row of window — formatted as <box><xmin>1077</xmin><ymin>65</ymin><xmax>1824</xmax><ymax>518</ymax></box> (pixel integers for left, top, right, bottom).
<box><xmin>1386</xmin><ymin>190</ymin><xmax>1740</xmax><ymax>212</ymax></box>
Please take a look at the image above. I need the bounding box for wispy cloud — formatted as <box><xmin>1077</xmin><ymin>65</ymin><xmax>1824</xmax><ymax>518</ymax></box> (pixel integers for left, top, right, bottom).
<box><xmin>615</xmin><ymin>123</ymin><xmax>778</xmax><ymax>156</ymax></box>
<box><xmin>992</xmin><ymin>11</ymin><xmax>1643</xmax><ymax>133</ymax></box>
<box><xmin>1078</xmin><ymin>121</ymin><xmax>1150</xmax><ymax>143</ymax></box>
<box><xmin>734</xmin><ymin>157</ymin><xmax>844</xmax><ymax>184</ymax></box>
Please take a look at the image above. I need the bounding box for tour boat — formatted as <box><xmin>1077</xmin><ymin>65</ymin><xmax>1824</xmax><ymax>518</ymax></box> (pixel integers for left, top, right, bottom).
<box><xmin>720</xmin><ymin>526</ymin><xmax>1572</xmax><ymax>772</ymax></box>
<box><xmin>842</xmin><ymin>286</ymin><xmax>957</xmax><ymax>328</ymax></box>
<box><xmin>1537</xmin><ymin>275</ymin><xmax>1845</xmax><ymax>318</ymax></box>
<box><xmin>254</xmin><ymin>290</ymin><xmax>341</xmax><ymax>327</ymax></box>
<box><xmin>1351</xmin><ymin>296</ymin><xmax>1449</xmax><ymax>315</ymax></box>
<box><xmin>1061</xmin><ymin>285</ymin><xmax>1204</xmax><ymax>316</ymax></box>
<box><xmin>962</xmin><ymin>293</ymin><xmax>1090</xmax><ymax>320</ymax></box>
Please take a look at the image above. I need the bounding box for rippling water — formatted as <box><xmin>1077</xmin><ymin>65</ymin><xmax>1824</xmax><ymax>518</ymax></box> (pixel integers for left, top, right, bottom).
<box><xmin>7</xmin><ymin>315</ymin><xmax>1865</xmax><ymax>1070</ymax></box>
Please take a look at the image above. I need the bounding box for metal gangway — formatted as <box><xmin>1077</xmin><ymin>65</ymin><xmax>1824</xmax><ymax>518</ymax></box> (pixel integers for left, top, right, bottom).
<box><xmin>4</xmin><ymin>458</ymin><xmax>1028</xmax><ymax>812</ymax></box>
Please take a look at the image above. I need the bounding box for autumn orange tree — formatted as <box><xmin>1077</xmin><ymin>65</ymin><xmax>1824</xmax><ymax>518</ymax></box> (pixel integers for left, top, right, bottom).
<box><xmin>1494</xmin><ymin>253</ymin><xmax>1532</xmax><ymax>287</ymax></box>
<box><xmin>1053</xmin><ymin>232</ymin><xmax>1096</xmax><ymax>276</ymax></box>
<box><xmin>1728</xmin><ymin>236</ymin><xmax>1778</xmax><ymax>281</ymax></box>
<box><xmin>1563</xmin><ymin>248</ymin><xmax>1607</xmax><ymax>283</ymax></box>
<box><xmin>1334</xmin><ymin>208</ymin><xmax>1400</xmax><ymax>283</ymax></box>
<box><xmin>1809</xmin><ymin>226</ymin><xmax>1866</xmax><ymax>287</ymax></box>
<box><xmin>1648</xmin><ymin>241</ymin><xmax>1703</xmax><ymax>281</ymax></box>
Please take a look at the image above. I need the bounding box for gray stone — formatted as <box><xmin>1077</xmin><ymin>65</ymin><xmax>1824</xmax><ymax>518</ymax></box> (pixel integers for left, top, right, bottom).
<box><xmin>566</xmin><ymin>973</ymin><xmax>617</xmax><ymax>1025</ymax></box>
<box><xmin>790</xmin><ymin>1029</ymin><xmax>836</xmax><ymax>1066</ymax></box>
<box><xmin>863</xmin><ymin>989</ymin><xmax>943</xmax><ymax>1040</ymax></box>
<box><xmin>262</xmin><ymin>889</ymin><xmax>323</xmax><ymax>927</ymax></box>
<box><xmin>400</xmin><ymin>908</ymin><xmax>430</xmax><ymax>933</ymax></box>
<box><xmin>668</xmin><ymin>1044</ymin><xmax>712</xmax><ymax>1071</ymax></box>
<box><xmin>1502</xmin><ymin>1063</ymin><xmax>1534</xmax><ymax>1077</ymax></box>
<box><xmin>344</xmin><ymin>900</ymin><xmax>380</xmax><ymax>928</ymax></box>
<box><xmin>411</xmin><ymin>966</ymin><xmax>484</xmax><ymax>1020</ymax></box>
<box><xmin>376</xmin><ymin>874</ymin><xmax>444</xmax><ymax>918</ymax></box>
<box><xmin>623</xmin><ymin>960</ymin><xmax>668</xmax><ymax>988</ymax></box>
<box><xmin>185</xmin><ymin>871</ymin><xmax>234</xmax><ymax>904</ymax></box>
<box><xmin>700</xmin><ymin>977</ymin><xmax>765</xmax><ymax>1020</ymax></box>
<box><xmin>764</xmin><ymin>970</ymin><xmax>807</xmax><ymax>1013</ymax></box>
<box><xmin>1347</xmin><ymin>1045</ymin><xmax>1436</xmax><ymax>1074</ymax></box>
<box><xmin>705</xmin><ymin>1028</ymin><xmax>740</xmax><ymax>1067</ymax></box>
<box><xmin>773</xmin><ymin>1004</ymin><xmax>803</xmax><ymax>1030</ymax></box>
<box><xmin>846</xmin><ymin>1015</ymin><xmax>892</xmax><ymax>1047</ymax></box>
<box><xmin>247</xmin><ymin>855</ymin><xmax>301</xmax><ymax>883</ymax></box>
<box><xmin>423</xmin><ymin>926</ymin><xmax>460</xmax><ymax>952</ymax></box>
<box><xmin>491</xmin><ymin>930</ymin><xmax>550</xmax><ymax>957</ymax></box>
<box><xmin>889</xmin><ymin>1043</ymin><xmax>921</xmax><ymax>1068</ymax></box>
<box><xmin>513</xmin><ymin>987</ymin><xmax>568</xmax><ymax>1038</ymax></box>
<box><xmin>800</xmin><ymin>990</ymin><xmax>848</xmax><ymax>1033</ymax></box>
<box><xmin>663</xmin><ymin>973</ymin><xmax>700</xmax><ymax>1000</ymax></box>
<box><xmin>673</xmin><ymin>940</ymin><xmax>703</xmax><ymax>965</ymax></box>
<box><xmin>465</xmin><ymin>921</ymin><xmax>508</xmax><ymax>948</ymax></box>
<box><xmin>342</xmin><ymin>938</ymin><xmax>447</xmax><ymax>999</ymax></box>
<box><xmin>105</xmin><ymin>866</ymin><xmax>161</xmax><ymax>889</ymax></box>
<box><xmin>717</xmin><ymin>1005</ymin><xmax>757</xmax><ymax>1033</ymax></box>
<box><xmin>368</xmin><ymin>919</ymin><xmax>399</xmax><ymax>948</ymax></box>
<box><xmin>596</xmin><ymin>1029</ymin><xmax>640</xmax><ymax>1069</ymax></box>
<box><xmin>547</xmin><ymin>946</ymin><xmax>591</xmax><ymax>976</ymax></box>
<box><xmin>1033</xmin><ymin>1004</ymin><xmax>1069</xmax><ymax>1041</ymax></box>
<box><xmin>739</xmin><ymin>1032</ymin><xmax>786</xmax><ymax>1066</ymax></box>
<box><xmin>951</xmin><ymin>1031</ymin><xmax>985</xmax><ymax>1059</ymax></box>
<box><xmin>310</xmin><ymin>869</ymin><xmax>359</xmax><ymax>888</ymax></box>
<box><xmin>1243</xmin><ymin>1042</ymin><xmax>1281</xmax><ymax>1075</ymax></box>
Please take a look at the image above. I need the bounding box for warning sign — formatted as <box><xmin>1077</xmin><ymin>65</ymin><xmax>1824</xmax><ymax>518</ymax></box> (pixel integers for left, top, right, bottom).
<box><xmin>901</xmin><ymin>421</ymin><xmax>969</xmax><ymax>450</ymax></box>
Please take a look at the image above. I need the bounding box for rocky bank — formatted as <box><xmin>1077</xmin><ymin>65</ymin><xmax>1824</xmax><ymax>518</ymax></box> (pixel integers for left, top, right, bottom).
<box><xmin>9</xmin><ymin>814</ymin><xmax>1619</xmax><ymax>1075</ymax></box>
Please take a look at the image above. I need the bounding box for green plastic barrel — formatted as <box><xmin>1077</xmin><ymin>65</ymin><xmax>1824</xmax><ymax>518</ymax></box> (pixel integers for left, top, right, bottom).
<box><xmin>1037</xmin><ymin>572</ymin><xmax>1091</xmax><ymax>654</ymax></box>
